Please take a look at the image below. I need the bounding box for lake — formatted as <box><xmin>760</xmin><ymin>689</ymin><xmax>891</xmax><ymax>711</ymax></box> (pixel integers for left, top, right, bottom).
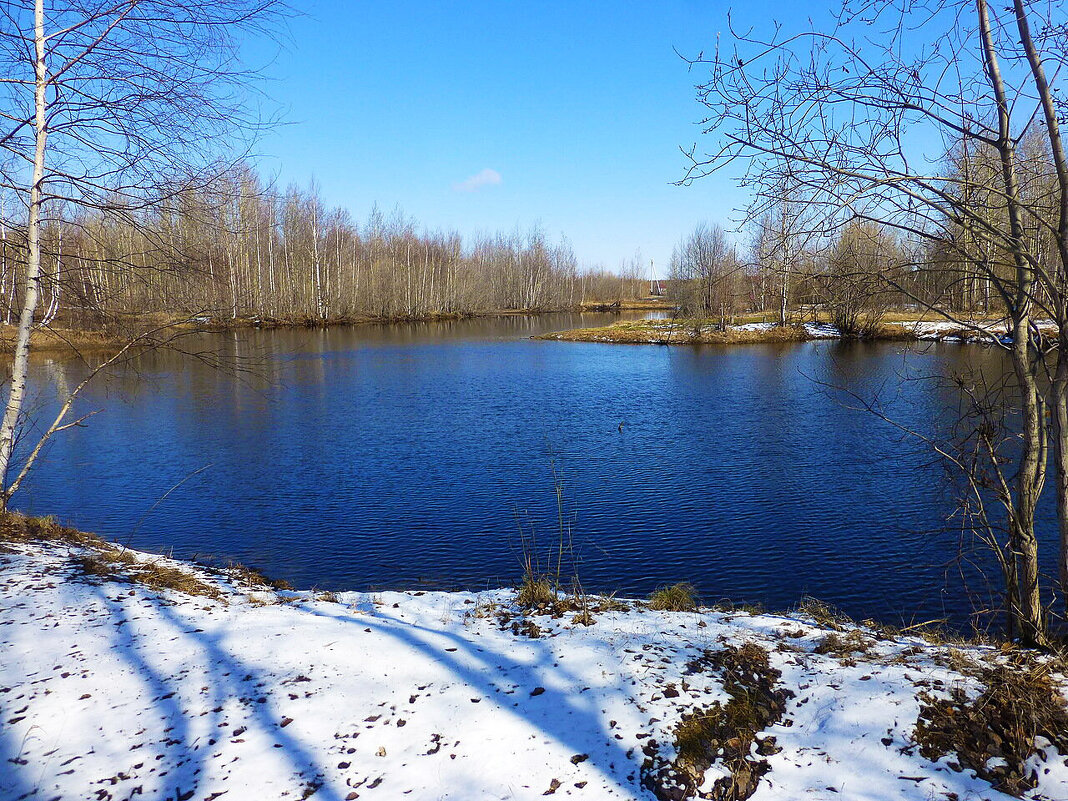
<box><xmin>17</xmin><ymin>312</ymin><xmax>1057</xmax><ymax>630</ymax></box>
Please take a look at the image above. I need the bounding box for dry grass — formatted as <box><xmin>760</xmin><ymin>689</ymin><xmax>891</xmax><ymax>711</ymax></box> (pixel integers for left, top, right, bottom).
<box><xmin>814</xmin><ymin>630</ymin><xmax>874</xmax><ymax>660</ymax></box>
<box><xmin>0</xmin><ymin>511</ymin><xmax>291</xmax><ymax>599</ymax></box>
<box><xmin>0</xmin><ymin>324</ymin><xmax>128</xmax><ymax>357</ymax></box>
<box><xmin>516</xmin><ymin>573</ymin><xmax>557</xmax><ymax>610</ymax></box>
<box><xmin>648</xmin><ymin>582</ymin><xmax>698</xmax><ymax>612</ymax></box>
<box><xmin>224</xmin><ymin>561</ymin><xmax>293</xmax><ymax>591</ymax></box>
<box><xmin>643</xmin><ymin>642</ymin><xmax>793</xmax><ymax>800</ymax></box>
<box><xmin>540</xmin><ymin>320</ymin><xmax>816</xmax><ymax>345</ymax></box>
<box><xmin>793</xmin><ymin>595</ymin><xmax>852</xmax><ymax>631</ymax></box>
<box><xmin>915</xmin><ymin>654</ymin><xmax>1068</xmax><ymax>797</ymax></box>
<box><xmin>72</xmin><ymin>545</ymin><xmax>220</xmax><ymax>599</ymax></box>
<box><xmin>537</xmin><ymin>311</ymin><xmax>1028</xmax><ymax>346</ymax></box>
<box><xmin>579</xmin><ymin>298</ymin><xmax>670</xmax><ymax>311</ymax></box>
<box><xmin>0</xmin><ymin>511</ymin><xmax>102</xmax><ymax>548</ymax></box>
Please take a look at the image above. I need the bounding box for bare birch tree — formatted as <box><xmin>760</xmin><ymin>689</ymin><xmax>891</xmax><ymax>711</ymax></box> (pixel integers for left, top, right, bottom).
<box><xmin>0</xmin><ymin>0</ymin><xmax>285</xmax><ymax>509</ymax></box>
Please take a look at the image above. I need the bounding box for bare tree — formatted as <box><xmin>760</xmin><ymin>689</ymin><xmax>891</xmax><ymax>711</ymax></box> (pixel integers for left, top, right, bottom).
<box><xmin>669</xmin><ymin>222</ymin><xmax>741</xmax><ymax>329</ymax></box>
<box><xmin>818</xmin><ymin>221</ymin><xmax>899</xmax><ymax>338</ymax></box>
<box><xmin>681</xmin><ymin>0</ymin><xmax>1068</xmax><ymax>644</ymax></box>
<box><xmin>0</xmin><ymin>0</ymin><xmax>286</xmax><ymax>509</ymax></box>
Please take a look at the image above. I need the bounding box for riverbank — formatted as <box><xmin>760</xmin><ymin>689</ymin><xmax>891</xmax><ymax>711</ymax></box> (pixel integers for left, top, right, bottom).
<box><xmin>2</xmin><ymin>304</ymin><xmax>663</xmax><ymax>359</ymax></box>
<box><xmin>3</xmin><ymin>517</ymin><xmax>1067</xmax><ymax>800</ymax></box>
<box><xmin>538</xmin><ymin>317</ymin><xmax>1059</xmax><ymax>345</ymax></box>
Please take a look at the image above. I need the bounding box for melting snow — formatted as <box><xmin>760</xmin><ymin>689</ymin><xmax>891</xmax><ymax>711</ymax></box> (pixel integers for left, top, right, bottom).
<box><xmin>1</xmin><ymin>542</ymin><xmax>1066</xmax><ymax>800</ymax></box>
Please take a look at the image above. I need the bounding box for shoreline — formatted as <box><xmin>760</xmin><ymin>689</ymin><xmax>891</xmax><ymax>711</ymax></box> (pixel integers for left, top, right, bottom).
<box><xmin>536</xmin><ymin>317</ymin><xmax>1058</xmax><ymax>346</ymax></box>
<box><xmin>2</xmin><ymin>514</ymin><xmax>1067</xmax><ymax>800</ymax></box>
<box><xmin>2</xmin><ymin>303</ymin><xmax>668</xmax><ymax>359</ymax></box>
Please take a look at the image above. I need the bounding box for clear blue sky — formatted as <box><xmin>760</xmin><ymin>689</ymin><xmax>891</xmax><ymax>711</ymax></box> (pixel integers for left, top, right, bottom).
<box><xmin>248</xmin><ymin>1</ymin><xmax>817</xmax><ymax>276</ymax></box>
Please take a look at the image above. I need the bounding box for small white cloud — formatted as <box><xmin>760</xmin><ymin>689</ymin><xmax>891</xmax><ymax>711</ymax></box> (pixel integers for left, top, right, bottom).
<box><xmin>453</xmin><ymin>168</ymin><xmax>502</xmax><ymax>193</ymax></box>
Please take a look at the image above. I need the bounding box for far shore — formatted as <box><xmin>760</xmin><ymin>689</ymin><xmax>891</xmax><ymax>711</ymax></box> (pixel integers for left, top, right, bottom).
<box><xmin>2</xmin><ymin>300</ymin><xmax>669</xmax><ymax>358</ymax></box>
<box><xmin>536</xmin><ymin>314</ymin><xmax>1059</xmax><ymax>346</ymax></box>
<box><xmin>5</xmin><ymin>304</ymin><xmax>1052</xmax><ymax>360</ymax></box>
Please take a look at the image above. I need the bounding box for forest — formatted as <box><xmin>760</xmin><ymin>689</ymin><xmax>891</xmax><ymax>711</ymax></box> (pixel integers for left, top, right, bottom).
<box><xmin>0</xmin><ymin>166</ymin><xmax>648</xmax><ymax>329</ymax></box>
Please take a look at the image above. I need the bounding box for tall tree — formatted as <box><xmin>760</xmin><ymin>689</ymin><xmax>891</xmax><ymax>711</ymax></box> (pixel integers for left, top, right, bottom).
<box><xmin>0</xmin><ymin>0</ymin><xmax>285</xmax><ymax>509</ymax></box>
<box><xmin>682</xmin><ymin>0</ymin><xmax>1068</xmax><ymax>644</ymax></box>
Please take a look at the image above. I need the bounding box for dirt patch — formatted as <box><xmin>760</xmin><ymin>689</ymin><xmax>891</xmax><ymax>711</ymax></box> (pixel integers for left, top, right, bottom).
<box><xmin>914</xmin><ymin>654</ymin><xmax>1068</xmax><ymax>797</ymax></box>
<box><xmin>641</xmin><ymin>642</ymin><xmax>793</xmax><ymax>800</ymax></box>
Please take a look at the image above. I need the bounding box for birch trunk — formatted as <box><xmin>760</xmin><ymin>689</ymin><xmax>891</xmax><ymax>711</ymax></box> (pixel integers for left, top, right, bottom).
<box><xmin>0</xmin><ymin>0</ymin><xmax>47</xmax><ymax>507</ymax></box>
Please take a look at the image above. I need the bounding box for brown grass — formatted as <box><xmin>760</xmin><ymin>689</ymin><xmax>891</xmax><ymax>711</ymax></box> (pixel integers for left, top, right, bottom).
<box><xmin>516</xmin><ymin>573</ymin><xmax>557</xmax><ymax>610</ymax></box>
<box><xmin>814</xmin><ymin>630</ymin><xmax>874</xmax><ymax>660</ymax></box>
<box><xmin>915</xmin><ymin>654</ymin><xmax>1068</xmax><ymax>797</ymax></box>
<box><xmin>793</xmin><ymin>596</ymin><xmax>852</xmax><ymax>631</ymax></box>
<box><xmin>224</xmin><ymin>561</ymin><xmax>294</xmax><ymax>591</ymax></box>
<box><xmin>539</xmin><ymin>320</ymin><xmax>816</xmax><ymax>345</ymax></box>
<box><xmin>536</xmin><ymin>311</ymin><xmax>1030</xmax><ymax>346</ymax></box>
<box><xmin>0</xmin><ymin>511</ymin><xmax>102</xmax><ymax>547</ymax></box>
<box><xmin>0</xmin><ymin>511</ymin><xmax>292</xmax><ymax>598</ymax></box>
<box><xmin>0</xmin><ymin>315</ymin><xmax>200</xmax><ymax>358</ymax></box>
<box><xmin>648</xmin><ymin>582</ymin><xmax>698</xmax><ymax>612</ymax></box>
<box><xmin>72</xmin><ymin>545</ymin><xmax>220</xmax><ymax>598</ymax></box>
<box><xmin>643</xmin><ymin>642</ymin><xmax>793</xmax><ymax>800</ymax></box>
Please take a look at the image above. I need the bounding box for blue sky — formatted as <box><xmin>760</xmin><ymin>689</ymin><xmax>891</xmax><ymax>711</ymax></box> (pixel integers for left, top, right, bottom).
<box><xmin>248</xmin><ymin>1</ymin><xmax>818</xmax><ymax>275</ymax></box>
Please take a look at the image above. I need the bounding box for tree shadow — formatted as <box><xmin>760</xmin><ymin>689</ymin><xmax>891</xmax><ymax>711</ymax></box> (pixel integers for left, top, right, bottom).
<box><xmin>296</xmin><ymin>598</ymin><xmax>647</xmax><ymax>793</ymax></box>
<box><xmin>4</xmin><ymin>574</ymin><xmax>651</xmax><ymax>799</ymax></box>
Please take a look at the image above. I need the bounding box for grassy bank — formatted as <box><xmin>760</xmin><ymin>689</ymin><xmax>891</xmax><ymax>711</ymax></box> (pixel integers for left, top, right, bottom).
<box><xmin>536</xmin><ymin>315</ymin><xmax>1050</xmax><ymax>346</ymax></box>
<box><xmin>578</xmin><ymin>298</ymin><xmax>671</xmax><ymax>312</ymax></box>
<box><xmin>3</xmin><ymin>302</ymin><xmax>659</xmax><ymax>359</ymax></box>
<box><xmin>538</xmin><ymin>318</ymin><xmax>911</xmax><ymax>345</ymax></box>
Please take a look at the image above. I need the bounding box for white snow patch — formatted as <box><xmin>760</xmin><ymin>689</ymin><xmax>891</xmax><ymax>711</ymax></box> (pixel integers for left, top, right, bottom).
<box><xmin>1</xmin><ymin>541</ymin><xmax>1066</xmax><ymax>801</ymax></box>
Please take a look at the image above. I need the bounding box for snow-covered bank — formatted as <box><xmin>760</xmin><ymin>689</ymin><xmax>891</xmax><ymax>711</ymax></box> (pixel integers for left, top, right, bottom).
<box><xmin>2</xmin><ymin>539</ymin><xmax>1068</xmax><ymax>801</ymax></box>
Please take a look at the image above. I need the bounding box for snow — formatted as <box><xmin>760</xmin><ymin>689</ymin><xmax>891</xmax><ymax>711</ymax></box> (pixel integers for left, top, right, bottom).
<box><xmin>2</xmin><ymin>541</ymin><xmax>1067</xmax><ymax>801</ymax></box>
<box><xmin>802</xmin><ymin>322</ymin><xmax>841</xmax><ymax>339</ymax></box>
<box><xmin>733</xmin><ymin>323</ymin><xmax>777</xmax><ymax>333</ymax></box>
<box><xmin>911</xmin><ymin>319</ymin><xmax>1058</xmax><ymax>342</ymax></box>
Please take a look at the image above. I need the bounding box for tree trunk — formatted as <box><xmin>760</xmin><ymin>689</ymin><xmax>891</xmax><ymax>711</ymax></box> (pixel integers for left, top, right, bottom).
<box><xmin>978</xmin><ymin>0</ymin><xmax>1047</xmax><ymax>645</ymax></box>
<box><xmin>1011</xmin><ymin>0</ymin><xmax>1068</xmax><ymax>620</ymax></box>
<box><xmin>0</xmin><ymin>0</ymin><xmax>47</xmax><ymax>508</ymax></box>
<box><xmin>1053</xmin><ymin>350</ymin><xmax>1068</xmax><ymax>614</ymax></box>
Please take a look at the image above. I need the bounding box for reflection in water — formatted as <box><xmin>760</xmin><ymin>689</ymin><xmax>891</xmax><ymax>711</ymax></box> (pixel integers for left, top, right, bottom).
<box><xmin>17</xmin><ymin>313</ymin><xmax>1055</xmax><ymax>629</ymax></box>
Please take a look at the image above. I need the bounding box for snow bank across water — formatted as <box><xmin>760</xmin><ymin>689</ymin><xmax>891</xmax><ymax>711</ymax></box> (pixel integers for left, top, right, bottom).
<box><xmin>2</xmin><ymin>540</ymin><xmax>1067</xmax><ymax>801</ymax></box>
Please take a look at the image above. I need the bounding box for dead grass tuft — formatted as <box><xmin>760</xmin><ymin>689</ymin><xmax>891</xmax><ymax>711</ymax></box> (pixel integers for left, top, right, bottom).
<box><xmin>643</xmin><ymin>642</ymin><xmax>793</xmax><ymax>800</ymax></box>
<box><xmin>0</xmin><ymin>511</ymin><xmax>102</xmax><ymax>548</ymax></box>
<box><xmin>793</xmin><ymin>595</ymin><xmax>852</xmax><ymax>631</ymax></box>
<box><xmin>814</xmin><ymin>630</ymin><xmax>874</xmax><ymax>660</ymax></box>
<box><xmin>224</xmin><ymin>561</ymin><xmax>293</xmax><ymax>591</ymax></box>
<box><xmin>1</xmin><ymin>511</ymin><xmax>225</xmax><ymax>598</ymax></box>
<box><xmin>516</xmin><ymin>573</ymin><xmax>557</xmax><ymax>611</ymax></box>
<box><xmin>915</xmin><ymin>654</ymin><xmax>1068</xmax><ymax>797</ymax></box>
<box><xmin>648</xmin><ymin>582</ymin><xmax>698</xmax><ymax>612</ymax></box>
<box><xmin>72</xmin><ymin>545</ymin><xmax>220</xmax><ymax>599</ymax></box>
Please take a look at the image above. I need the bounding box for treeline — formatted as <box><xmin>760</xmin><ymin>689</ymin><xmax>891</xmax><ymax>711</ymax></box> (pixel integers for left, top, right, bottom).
<box><xmin>0</xmin><ymin>165</ymin><xmax>647</xmax><ymax>329</ymax></box>
<box><xmin>668</xmin><ymin>218</ymin><xmax>914</xmax><ymax>337</ymax></box>
<box><xmin>668</xmin><ymin>129</ymin><xmax>1062</xmax><ymax>338</ymax></box>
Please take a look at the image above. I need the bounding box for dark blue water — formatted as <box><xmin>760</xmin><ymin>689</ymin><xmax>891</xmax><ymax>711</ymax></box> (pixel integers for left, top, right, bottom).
<box><xmin>16</xmin><ymin>313</ymin><xmax>1057</xmax><ymax>629</ymax></box>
